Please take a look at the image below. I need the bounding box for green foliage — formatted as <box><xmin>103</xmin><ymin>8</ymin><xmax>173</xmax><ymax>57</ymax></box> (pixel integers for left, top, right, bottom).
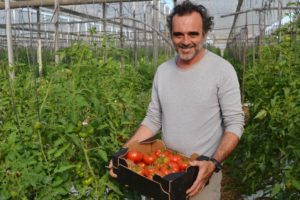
<box><xmin>206</xmin><ymin>45</ymin><xmax>222</xmax><ymax>56</ymax></box>
<box><xmin>227</xmin><ymin>20</ymin><xmax>300</xmax><ymax>198</ymax></box>
<box><xmin>0</xmin><ymin>42</ymin><xmax>159</xmax><ymax>199</ymax></box>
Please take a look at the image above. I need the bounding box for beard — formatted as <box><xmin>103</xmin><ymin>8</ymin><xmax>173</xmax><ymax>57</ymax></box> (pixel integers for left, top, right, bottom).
<box><xmin>176</xmin><ymin>43</ymin><xmax>203</xmax><ymax>61</ymax></box>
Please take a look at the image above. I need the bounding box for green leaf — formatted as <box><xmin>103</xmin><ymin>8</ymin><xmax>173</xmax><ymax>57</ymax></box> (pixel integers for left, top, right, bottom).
<box><xmin>67</xmin><ymin>134</ymin><xmax>81</xmax><ymax>148</ymax></box>
<box><xmin>76</xmin><ymin>95</ymin><xmax>89</xmax><ymax>107</ymax></box>
<box><xmin>53</xmin><ymin>164</ymin><xmax>76</xmax><ymax>174</ymax></box>
<box><xmin>292</xmin><ymin>179</ymin><xmax>300</xmax><ymax>190</ymax></box>
<box><xmin>271</xmin><ymin>183</ymin><xmax>281</xmax><ymax>196</ymax></box>
<box><xmin>7</xmin><ymin>132</ymin><xmax>17</xmax><ymax>145</ymax></box>
<box><xmin>97</xmin><ymin>149</ymin><xmax>108</xmax><ymax>162</ymax></box>
<box><xmin>106</xmin><ymin>180</ymin><xmax>123</xmax><ymax>195</ymax></box>
<box><xmin>254</xmin><ymin>109</ymin><xmax>267</xmax><ymax>120</ymax></box>
<box><xmin>51</xmin><ymin>176</ymin><xmax>64</xmax><ymax>187</ymax></box>
<box><xmin>54</xmin><ymin>144</ymin><xmax>70</xmax><ymax>158</ymax></box>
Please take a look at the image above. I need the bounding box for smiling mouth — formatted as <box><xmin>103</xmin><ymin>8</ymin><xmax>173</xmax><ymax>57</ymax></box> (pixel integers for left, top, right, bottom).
<box><xmin>179</xmin><ymin>47</ymin><xmax>194</xmax><ymax>53</ymax></box>
<box><xmin>178</xmin><ymin>44</ymin><xmax>195</xmax><ymax>49</ymax></box>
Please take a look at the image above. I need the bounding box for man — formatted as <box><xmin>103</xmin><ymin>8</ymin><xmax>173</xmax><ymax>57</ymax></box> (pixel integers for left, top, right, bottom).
<box><xmin>109</xmin><ymin>1</ymin><xmax>244</xmax><ymax>199</ymax></box>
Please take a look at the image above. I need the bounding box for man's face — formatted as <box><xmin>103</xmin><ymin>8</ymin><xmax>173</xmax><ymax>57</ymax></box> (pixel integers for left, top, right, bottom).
<box><xmin>171</xmin><ymin>12</ymin><xmax>206</xmax><ymax>63</ymax></box>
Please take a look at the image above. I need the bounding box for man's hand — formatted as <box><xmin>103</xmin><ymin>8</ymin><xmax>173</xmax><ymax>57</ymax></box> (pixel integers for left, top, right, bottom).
<box><xmin>186</xmin><ymin>160</ymin><xmax>215</xmax><ymax>197</ymax></box>
<box><xmin>109</xmin><ymin>160</ymin><xmax>117</xmax><ymax>178</ymax></box>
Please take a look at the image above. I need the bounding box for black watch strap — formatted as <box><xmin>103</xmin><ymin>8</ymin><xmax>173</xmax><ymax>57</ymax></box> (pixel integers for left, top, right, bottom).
<box><xmin>209</xmin><ymin>157</ymin><xmax>222</xmax><ymax>172</ymax></box>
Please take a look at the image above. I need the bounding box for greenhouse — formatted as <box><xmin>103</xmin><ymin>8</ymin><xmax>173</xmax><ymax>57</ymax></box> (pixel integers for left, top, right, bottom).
<box><xmin>0</xmin><ymin>0</ymin><xmax>299</xmax><ymax>199</ymax></box>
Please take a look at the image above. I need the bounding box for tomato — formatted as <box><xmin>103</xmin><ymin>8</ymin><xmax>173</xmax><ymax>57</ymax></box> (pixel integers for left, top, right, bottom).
<box><xmin>129</xmin><ymin>165</ymin><xmax>144</xmax><ymax>175</ymax></box>
<box><xmin>170</xmin><ymin>154</ymin><xmax>182</xmax><ymax>163</ymax></box>
<box><xmin>75</xmin><ymin>121</ymin><xmax>83</xmax><ymax>132</ymax></box>
<box><xmin>160</xmin><ymin>155</ymin><xmax>170</xmax><ymax>164</ymax></box>
<box><xmin>143</xmin><ymin>153</ymin><xmax>157</xmax><ymax>165</ymax></box>
<box><xmin>143</xmin><ymin>165</ymin><xmax>156</xmax><ymax>179</ymax></box>
<box><xmin>162</xmin><ymin>149</ymin><xmax>172</xmax><ymax>157</ymax></box>
<box><xmin>10</xmin><ymin>191</ymin><xmax>17</xmax><ymax>198</ymax></box>
<box><xmin>87</xmin><ymin>127</ymin><xmax>94</xmax><ymax>135</ymax></box>
<box><xmin>160</xmin><ymin>165</ymin><xmax>171</xmax><ymax>176</ymax></box>
<box><xmin>154</xmin><ymin>148</ymin><xmax>163</xmax><ymax>156</ymax></box>
<box><xmin>34</xmin><ymin>121</ymin><xmax>42</xmax><ymax>130</ymax></box>
<box><xmin>155</xmin><ymin>170</ymin><xmax>164</xmax><ymax>177</ymax></box>
<box><xmin>82</xmin><ymin>177</ymin><xmax>93</xmax><ymax>187</ymax></box>
<box><xmin>79</xmin><ymin>131</ymin><xmax>89</xmax><ymax>138</ymax></box>
<box><xmin>168</xmin><ymin>162</ymin><xmax>180</xmax><ymax>173</ymax></box>
<box><xmin>126</xmin><ymin>150</ymin><xmax>143</xmax><ymax>163</ymax></box>
<box><xmin>137</xmin><ymin>162</ymin><xmax>146</xmax><ymax>168</ymax></box>
<box><xmin>178</xmin><ymin>160</ymin><xmax>189</xmax><ymax>171</ymax></box>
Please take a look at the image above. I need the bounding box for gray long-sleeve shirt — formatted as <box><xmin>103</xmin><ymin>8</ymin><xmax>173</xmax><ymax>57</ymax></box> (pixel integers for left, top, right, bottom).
<box><xmin>142</xmin><ymin>50</ymin><xmax>244</xmax><ymax>157</ymax></box>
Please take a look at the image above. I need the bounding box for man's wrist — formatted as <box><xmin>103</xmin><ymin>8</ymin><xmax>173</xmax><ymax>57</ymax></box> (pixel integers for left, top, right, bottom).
<box><xmin>209</xmin><ymin>157</ymin><xmax>222</xmax><ymax>172</ymax></box>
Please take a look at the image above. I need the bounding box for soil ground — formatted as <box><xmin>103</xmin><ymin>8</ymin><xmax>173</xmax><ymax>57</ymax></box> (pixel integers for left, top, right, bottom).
<box><xmin>221</xmin><ymin>166</ymin><xmax>243</xmax><ymax>200</ymax></box>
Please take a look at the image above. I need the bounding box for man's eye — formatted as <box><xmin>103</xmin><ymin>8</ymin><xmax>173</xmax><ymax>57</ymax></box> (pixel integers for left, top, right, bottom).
<box><xmin>172</xmin><ymin>32</ymin><xmax>182</xmax><ymax>37</ymax></box>
<box><xmin>189</xmin><ymin>32</ymin><xmax>200</xmax><ymax>36</ymax></box>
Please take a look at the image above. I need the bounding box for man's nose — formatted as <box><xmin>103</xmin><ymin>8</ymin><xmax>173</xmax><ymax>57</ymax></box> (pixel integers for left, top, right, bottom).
<box><xmin>182</xmin><ymin>35</ymin><xmax>191</xmax><ymax>45</ymax></box>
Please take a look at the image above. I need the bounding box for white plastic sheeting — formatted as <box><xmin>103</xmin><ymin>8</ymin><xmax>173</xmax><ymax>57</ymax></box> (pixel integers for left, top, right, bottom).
<box><xmin>176</xmin><ymin>0</ymin><xmax>299</xmax><ymax>49</ymax></box>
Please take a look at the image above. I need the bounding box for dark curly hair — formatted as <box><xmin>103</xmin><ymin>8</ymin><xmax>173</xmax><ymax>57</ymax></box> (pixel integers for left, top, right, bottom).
<box><xmin>167</xmin><ymin>0</ymin><xmax>214</xmax><ymax>35</ymax></box>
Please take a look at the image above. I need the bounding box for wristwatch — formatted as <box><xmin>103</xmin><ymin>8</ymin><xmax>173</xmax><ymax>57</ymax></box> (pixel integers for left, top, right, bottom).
<box><xmin>209</xmin><ymin>157</ymin><xmax>222</xmax><ymax>172</ymax></box>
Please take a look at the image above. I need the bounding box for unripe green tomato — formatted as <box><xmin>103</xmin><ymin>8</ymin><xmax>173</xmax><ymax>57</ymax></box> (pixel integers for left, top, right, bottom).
<box><xmin>34</xmin><ymin>121</ymin><xmax>42</xmax><ymax>130</ymax></box>
<box><xmin>79</xmin><ymin>132</ymin><xmax>88</xmax><ymax>138</ymax></box>
<box><xmin>74</xmin><ymin>121</ymin><xmax>83</xmax><ymax>133</ymax></box>
<box><xmin>75</xmin><ymin>164</ymin><xmax>82</xmax><ymax>172</ymax></box>
<box><xmin>87</xmin><ymin>127</ymin><xmax>94</xmax><ymax>135</ymax></box>
<box><xmin>78</xmin><ymin>171</ymin><xmax>84</xmax><ymax>178</ymax></box>
<box><xmin>10</xmin><ymin>191</ymin><xmax>18</xmax><ymax>198</ymax></box>
<box><xmin>65</xmin><ymin>69</ymin><xmax>73</xmax><ymax>76</ymax></box>
<box><xmin>82</xmin><ymin>177</ymin><xmax>93</xmax><ymax>186</ymax></box>
<box><xmin>286</xmin><ymin>181</ymin><xmax>293</xmax><ymax>189</ymax></box>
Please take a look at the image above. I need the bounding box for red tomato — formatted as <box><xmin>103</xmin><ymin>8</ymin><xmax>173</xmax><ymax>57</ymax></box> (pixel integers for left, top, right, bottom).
<box><xmin>170</xmin><ymin>154</ymin><xmax>182</xmax><ymax>163</ymax></box>
<box><xmin>154</xmin><ymin>149</ymin><xmax>162</xmax><ymax>156</ymax></box>
<box><xmin>178</xmin><ymin>160</ymin><xmax>189</xmax><ymax>171</ymax></box>
<box><xmin>126</xmin><ymin>150</ymin><xmax>143</xmax><ymax>163</ymax></box>
<box><xmin>155</xmin><ymin>170</ymin><xmax>164</xmax><ymax>177</ymax></box>
<box><xmin>143</xmin><ymin>153</ymin><xmax>157</xmax><ymax>165</ymax></box>
<box><xmin>162</xmin><ymin>149</ymin><xmax>172</xmax><ymax>157</ymax></box>
<box><xmin>168</xmin><ymin>162</ymin><xmax>180</xmax><ymax>173</ymax></box>
<box><xmin>137</xmin><ymin>162</ymin><xmax>146</xmax><ymax>168</ymax></box>
<box><xmin>160</xmin><ymin>165</ymin><xmax>171</xmax><ymax>176</ymax></box>
<box><xmin>143</xmin><ymin>166</ymin><xmax>156</xmax><ymax>179</ymax></box>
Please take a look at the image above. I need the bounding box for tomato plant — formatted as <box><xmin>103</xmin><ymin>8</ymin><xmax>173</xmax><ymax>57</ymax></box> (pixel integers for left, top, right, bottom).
<box><xmin>224</xmin><ymin>18</ymin><xmax>300</xmax><ymax>198</ymax></box>
<box><xmin>0</xmin><ymin>41</ymin><xmax>163</xmax><ymax>199</ymax></box>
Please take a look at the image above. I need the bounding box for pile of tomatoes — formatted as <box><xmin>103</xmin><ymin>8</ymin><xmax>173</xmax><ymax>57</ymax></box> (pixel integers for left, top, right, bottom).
<box><xmin>125</xmin><ymin>148</ymin><xmax>190</xmax><ymax>180</ymax></box>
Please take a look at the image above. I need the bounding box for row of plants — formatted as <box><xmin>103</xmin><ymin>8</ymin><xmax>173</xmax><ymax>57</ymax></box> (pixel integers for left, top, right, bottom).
<box><xmin>225</xmin><ymin>15</ymin><xmax>300</xmax><ymax>199</ymax></box>
<box><xmin>0</xmin><ymin>40</ymin><xmax>165</xmax><ymax>199</ymax></box>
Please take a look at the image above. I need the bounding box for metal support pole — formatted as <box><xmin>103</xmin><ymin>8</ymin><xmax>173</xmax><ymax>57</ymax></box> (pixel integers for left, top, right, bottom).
<box><xmin>5</xmin><ymin>0</ymin><xmax>15</xmax><ymax>79</ymax></box>
<box><xmin>119</xmin><ymin>1</ymin><xmax>124</xmax><ymax>70</ymax></box>
<box><xmin>37</xmin><ymin>7</ymin><xmax>43</xmax><ymax>77</ymax></box>
<box><xmin>152</xmin><ymin>0</ymin><xmax>158</xmax><ymax>67</ymax></box>
<box><xmin>54</xmin><ymin>0</ymin><xmax>60</xmax><ymax>64</ymax></box>
<box><xmin>132</xmin><ymin>2</ymin><xmax>137</xmax><ymax>68</ymax></box>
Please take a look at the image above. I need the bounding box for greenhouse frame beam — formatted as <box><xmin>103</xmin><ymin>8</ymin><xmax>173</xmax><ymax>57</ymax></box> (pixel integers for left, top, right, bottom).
<box><xmin>0</xmin><ymin>0</ymin><xmax>151</xmax><ymax>10</ymax></box>
<box><xmin>221</xmin><ymin>6</ymin><xmax>300</xmax><ymax>18</ymax></box>
<box><xmin>47</xmin><ymin>7</ymin><xmax>156</xmax><ymax>36</ymax></box>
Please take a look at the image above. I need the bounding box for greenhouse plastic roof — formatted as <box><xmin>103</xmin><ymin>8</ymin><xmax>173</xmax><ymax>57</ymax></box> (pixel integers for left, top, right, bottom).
<box><xmin>0</xmin><ymin>0</ymin><xmax>299</xmax><ymax>51</ymax></box>
<box><xmin>175</xmin><ymin>0</ymin><xmax>299</xmax><ymax>49</ymax></box>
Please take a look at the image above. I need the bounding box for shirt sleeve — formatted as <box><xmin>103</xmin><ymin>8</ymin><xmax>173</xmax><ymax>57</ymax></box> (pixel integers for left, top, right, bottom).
<box><xmin>218</xmin><ymin>63</ymin><xmax>245</xmax><ymax>138</ymax></box>
<box><xmin>141</xmin><ymin>71</ymin><xmax>162</xmax><ymax>134</ymax></box>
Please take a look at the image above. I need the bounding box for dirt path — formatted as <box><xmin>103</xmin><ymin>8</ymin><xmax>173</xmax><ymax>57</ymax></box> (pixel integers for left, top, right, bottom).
<box><xmin>221</xmin><ymin>167</ymin><xmax>243</xmax><ymax>200</ymax></box>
